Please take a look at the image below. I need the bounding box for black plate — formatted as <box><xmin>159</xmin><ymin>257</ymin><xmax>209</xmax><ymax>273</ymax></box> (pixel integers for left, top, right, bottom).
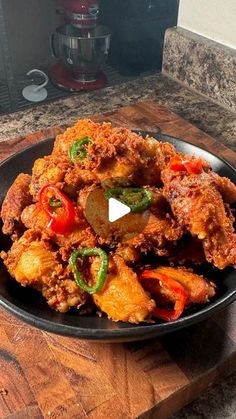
<box><xmin>0</xmin><ymin>132</ymin><xmax>235</xmax><ymax>342</ymax></box>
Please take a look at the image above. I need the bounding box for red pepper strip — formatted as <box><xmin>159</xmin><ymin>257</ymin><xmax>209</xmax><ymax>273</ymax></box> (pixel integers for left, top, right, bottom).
<box><xmin>183</xmin><ymin>160</ymin><xmax>203</xmax><ymax>174</ymax></box>
<box><xmin>169</xmin><ymin>155</ymin><xmax>186</xmax><ymax>172</ymax></box>
<box><xmin>169</xmin><ymin>155</ymin><xmax>203</xmax><ymax>174</ymax></box>
<box><xmin>141</xmin><ymin>270</ymin><xmax>187</xmax><ymax>321</ymax></box>
<box><xmin>39</xmin><ymin>185</ymin><xmax>76</xmax><ymax>234</ymax></box>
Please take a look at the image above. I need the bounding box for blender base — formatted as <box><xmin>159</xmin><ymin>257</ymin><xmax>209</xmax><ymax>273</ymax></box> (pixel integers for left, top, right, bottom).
<box><xmin>49</xmin><ymin>63</ymin><xmax>107</xmax><ymax>92</ymax></box>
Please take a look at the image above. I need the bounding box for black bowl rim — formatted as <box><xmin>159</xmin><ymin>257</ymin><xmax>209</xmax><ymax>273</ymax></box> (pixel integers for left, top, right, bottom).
<box><xmin>0</xmin><ymin>131</ymin><xmax>235</xmax><ymax>341</ymax></box>
<box><xmin>0</xmin><ymin>286</ymin><xmax>235</xmax><ymax>340</ymax></box>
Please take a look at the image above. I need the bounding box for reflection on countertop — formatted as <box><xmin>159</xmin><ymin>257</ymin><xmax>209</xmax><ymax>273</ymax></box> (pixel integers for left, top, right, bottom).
<box><xmin>0</xmin><ymin>73</ymin><xmax>235</xmax><ymax>151</ymax></box>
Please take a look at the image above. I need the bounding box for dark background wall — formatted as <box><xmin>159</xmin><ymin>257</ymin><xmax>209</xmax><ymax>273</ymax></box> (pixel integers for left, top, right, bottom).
<box><xmin>0</xmin><ymin>0</ymin><xmax>58</xmax><ymax>79</ymax></box>
<box><xmin>99</xmin><ymin>0</ymin><xmax>179</xmax><ymax>75</ymax></box>
<box><xmin>0</xmin><ymin>0</ymin><xmax>179</xmax><ymax>80</ymax></box>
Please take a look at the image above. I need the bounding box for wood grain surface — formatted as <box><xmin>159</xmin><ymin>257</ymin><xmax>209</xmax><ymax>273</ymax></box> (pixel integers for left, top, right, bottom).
<box><xmin>0</xmin><ymin>101</ymin><xmax>236</xmax><ymax>419</ymax></box>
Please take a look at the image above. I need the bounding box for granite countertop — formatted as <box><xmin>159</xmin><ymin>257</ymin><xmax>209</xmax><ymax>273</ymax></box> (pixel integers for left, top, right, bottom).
<box><xmin>0</xmin><ymin>72</ymin><xmax>235</xmax><ymax>418</ymax></box>
<box><xmin>0</xmin><ymin>73</ymin><xmax>235</xmax><ymax>152</ymax></box>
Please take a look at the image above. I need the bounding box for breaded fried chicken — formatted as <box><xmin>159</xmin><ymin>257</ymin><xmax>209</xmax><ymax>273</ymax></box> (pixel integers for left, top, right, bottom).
<box><xmin>0</xmin><ymin>229</ymin><xmax>87</xmax><ymax>312</ymax></box>
<box><xmin>53</xmin><ymin>120</ymin><xmax>176</xmax><ymax>190</ymax></box>
<box><xmin>91</xmin><ymin>254</ymin><xmax>155</xmax><ymax>323</ymax></box>
<box><xmin>162</xmin><ymin>168</ymin><xmax>236</xmax><ymax>269</ymax></box>
<box><xmin>209</xmin><ymin>171</ymin><xmax>236</xmax><ymax>204</ymax></box>
<box><xmin>83</xmin><ymin>128</ymin><xmax>175</xmax><ymax>186</ymax></box>
<box><xmin>21</xmin><ymin>203</ymin><xmax>97</xmax><ymax>249</ymax></box>
<box><xmin>125</xmin><ymin>188</ymin><xmax>183</xmax><ymax>255</ymax></box>
<box><xmin>30</xmin><ymin>156</ymin><xmax>68</xmax><ymax>200</ymax></box>
<box><xmin>1</xmin><ymin>173</ymin><xmax>32</xmax><ymax>239</ymax></box>
<box><xmin>78</xmin><ymin>186</ymin><xmax>182</xmax><ymax>254</ymax></box>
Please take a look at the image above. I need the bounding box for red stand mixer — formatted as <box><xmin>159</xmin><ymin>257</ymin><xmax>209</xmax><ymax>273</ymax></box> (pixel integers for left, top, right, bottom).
<box><xmin>49</xmin><ymin>0</ymin><xmax>111</xmax><ymax>91</ymax></box>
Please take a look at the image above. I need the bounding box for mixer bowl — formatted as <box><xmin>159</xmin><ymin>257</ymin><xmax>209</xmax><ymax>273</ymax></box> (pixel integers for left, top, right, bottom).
<box><xmin>51</xmin><ymin>24</ymin><xmax>111</xmax><ymax>82</ymax></box>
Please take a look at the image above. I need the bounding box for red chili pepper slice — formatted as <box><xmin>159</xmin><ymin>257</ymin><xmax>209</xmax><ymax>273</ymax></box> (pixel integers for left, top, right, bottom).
<box><xmin>169</xmin><ymin>155</ymin><xmax>186</xmax><ymax>172</ymax></box>
<box><xmin>169</xmin><ymin>155</ymin><xmax>203</xmax><ymax>174</ymax></box>
<box><xmin>141</xmin><ymin>270</ymin><xmax>187</xmax><ymax>321</ymax></box>
<box><xmin>183</xmin><ymin>160</ymin><xmax>203</xmax><ymax>174</ymax></box>
<box><xmin>39</xmin><ymin>185</ymin><xmax>76</xmax><ymax>234</ymax></box>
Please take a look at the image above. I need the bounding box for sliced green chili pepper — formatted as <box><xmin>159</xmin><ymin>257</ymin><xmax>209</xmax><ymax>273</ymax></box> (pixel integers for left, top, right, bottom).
<box><xmin>104</xmin><ymin>187</ymin><xmax>153</xmax><ymax>212</ymax></box>
<box><xmin>49</xmin><ymin>197</ymin><xmax>62</xmax><ymax>208</ymax></box>
<box><xmin>69</xmin><ymin>137</ymin><xmax>93</xmax><ymax>164</ymax></box>
<box><xmin>69</xmin><ymin>247</ymin><xmax>108</xmax><ymax>294</ymax></box>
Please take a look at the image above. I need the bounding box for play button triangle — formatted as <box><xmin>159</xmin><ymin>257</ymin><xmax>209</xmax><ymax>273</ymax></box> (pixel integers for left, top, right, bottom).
<box><xmin>108</xmin><ymin>198</ymin><xmax>131</xmax><ymax>223</ymax></box>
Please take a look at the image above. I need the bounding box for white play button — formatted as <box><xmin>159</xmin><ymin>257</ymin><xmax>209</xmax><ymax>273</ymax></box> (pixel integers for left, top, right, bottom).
<box><xmin>108</xmin><ymin>198</ymin><xmax>131</xmax><ymax>223</ymax></box>
<box><xmin>85</xmin><ymin>179</ymin><xmax>151</xmax><ymax>241</ymax></box>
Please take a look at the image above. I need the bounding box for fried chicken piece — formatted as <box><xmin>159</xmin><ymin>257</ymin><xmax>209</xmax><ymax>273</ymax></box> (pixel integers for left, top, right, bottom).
<box><xmin>79</xmin><ymin>186</ymin><xmax>182</xmax><ymax>255</ymax></box>
<box><xmin>30</xmin><ymin>156</ymin><xmax>68</xmax><ymax>200</ymax></box>
<box><xmin>1</xmin><ymin>173</ymin><xmax>32</xmax><ymax>239</ymax></box>
<box><xmin>1</xmin><ymin>229</ymin><xmax>41</xmax><ymax>277</ymax></box>
<box><xmin>21</xmin><ymin>203</ymin><xmax>48</xmax><ymax>228</ymax></box>
<box><xmin>143</xmin><ymin>135</ymin><xmax>176</xmax><ymax>185</ymax></box>
<box><xmin>53</xmin><ymin>120</ymin><xmax>112</xmax><ymax>190</ymax></box>
<box><xmin>54</xmin><ymin>120</ymin><xmax>175</xmax><ymax>191</ymax></box>
<box><xmin>52</xmin><ymin>119</ymin><xmax>112</xmax><ymax>157</ymax></box>
<box><xmin>115</xmin><ymin>244</ymin><xmax>140</xmax><ymax>263</ymax></box>
<box><xmin>0</xmin><ymin>229</ymin><xmax>87</xmax><ymax>312</ymax></box>
<box><xmin>64</xmin><ymin>166</ymin><xmax>98</xmax><ymax>191</ymax></box>
<box><xmin>162</xmin><ymin>168</ymin><xmax>236</xmax><ymax>269</ymax></box>
<box><xmin>83</xmin><ymin>128</ymin><xmax>175</xmax><ymax>186</ymax></box>
<box><xmin>91</xmin><ymin>254</ymin><xmax>155</xmax><ymax>323</ymax></box>
<box><xmin>151</xmin><ymin>266</ymin><xmax>216</xmax><ymax>305</ymax></box>
<box><xmin>209</xmin><ymin>172</ymin><xmax>236</xmax><ymax>204</ymax></box>
<box><xmin>14</xmin><ymin>241</ymin><xmax>61</xmax><ymax>287</ymax></box>
<box><xmin>57</xmin><ymin>120</ymin><xmax>175</xmax><ymax>189</ymax></box>
<box><xmin>127</xmin><ymin>213</ymin><xmax>181</xmax><ymax>256</ymax></box>
<box><xmin>80</xmin><ymin>185</ymin><xmax>152</xmax><ymax>244</ymax></box>
<box><xmin>41</xmin><ymin>277</ymin><xmax>87</xmax><ymax>313</ymax></box>
<box><xmin>125</xmin><ymin>188</ymin><xmax>183</xmax><ymax>255</ymax></box>
<box><xmin>21</xmin><ymin>203</ymin><xmax>97</xmax><ymax>249</ymax></box>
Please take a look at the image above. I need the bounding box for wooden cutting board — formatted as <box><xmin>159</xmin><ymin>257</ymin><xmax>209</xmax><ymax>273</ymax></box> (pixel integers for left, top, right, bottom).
<box><xmin>0</xmin><ymin>101</ymin><xmax>236</xmax><ymax>419</ymax></box>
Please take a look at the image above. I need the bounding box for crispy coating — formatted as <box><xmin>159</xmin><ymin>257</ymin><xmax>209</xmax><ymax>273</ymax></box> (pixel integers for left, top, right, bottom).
<box><xmin>1</xmin><ymin>229</ymin><xmax>87</xmax><ymax>312</ymax></box>
<box><xmin>209</xmin><ymin>171</ymin><xmax>236</xmax><ymax>204</ymax></box>
<box><xmin>52</xmin><ymin>119</ymin><xmax>112</xmax><ymax>157</ymax></box>
<box><xmin>1</xmin><ymin>229</ymin><xmax>41</xmax><ymax>277</ymax></box>
<box><xmin>54</xmin><ymin>120</ymin><xmax>175</xmax><ymax>190</ymax></box>
<box><xmin>65</xmin><ymin>166</ymin><xmax>98</xmax><ymax>190</ymax></box>
<box><xmin>21</xmin><ymin>203</ymin><xmax>97</xmax><ymax>249</ymax></box>
<box><xmin>91</xmin><ymin>255</ymin><xmax>155</xmax><ymax>323</ymax></box>
<box><xmin>14</xmin><ymin>241</ymin><xmax>61</xmax><ymax>287</ymax></box>
<box><xmin>115</xmin><ymin>244</ymin><xmax>141</xmax><ymax>263</ymax></box>
<box><xmin>162</xmin><ymin>168</ymin><xmax>236</xmax><ymax>269</ymax></box>
<box><xmin>78</xmin><ymin>186</ymin><xmax>182</xmax><ymax>254</ymax></box>
<box><xmin>83</xmin><ymin>128</ymin><xmax>176</xmax><ymax>186</ymax></box>
<box><xmin>144</xmin><ymin>136</ymin><xmax>176</xmax><ymax>185</ymax></box>
<box><xmin>41</xmin><ymin>277</ymin><xmax>87</xmax><ymax>313</ymax></box>
<box><xmin>21</xmin><ymin>203</ymin><xmax>49</xmax><ymax>230</ymax></box>
<box><xmin>1</xmin><ymin>173</ymin><xmax>32</xmax><ymax>239</ymax></box>
<box><xmin>127</xmin><ymin>188</ymin><xmax>183</xmax><ymax>255</ymax></box>
<box><xmin>30</xmin><ymin>156</ymin><xmax>68</xmax><ymax>200</ymax></box>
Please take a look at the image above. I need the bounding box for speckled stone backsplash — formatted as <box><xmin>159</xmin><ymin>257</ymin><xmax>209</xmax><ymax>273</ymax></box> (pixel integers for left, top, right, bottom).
<box><xmin>163</xmin><ymin>27</ymin><xmax>236</xmax><ymax>112</ymax></box>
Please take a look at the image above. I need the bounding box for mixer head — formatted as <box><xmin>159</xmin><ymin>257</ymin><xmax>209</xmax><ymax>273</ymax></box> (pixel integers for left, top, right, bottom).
<box><xmin>58</xmin><ymin>0</ymin><xmax>99</xmax><ymax>28</ymax></box>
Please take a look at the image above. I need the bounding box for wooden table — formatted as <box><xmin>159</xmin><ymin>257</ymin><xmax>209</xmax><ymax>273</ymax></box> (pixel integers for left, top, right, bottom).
<box><xmin>0</xmin><ymin>101</ymin><xmax>236</xmax><ymax>419</ymax></box>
